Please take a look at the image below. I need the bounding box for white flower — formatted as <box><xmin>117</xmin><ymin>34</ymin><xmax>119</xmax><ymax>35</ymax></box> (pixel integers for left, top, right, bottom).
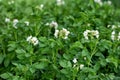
<box><xmin>94</xmin><ymin>0</ymin><xmax>103</xmax><ymax>5</ymax></box>
<box><xmin>107</xmin><ymin>1</ymin><xmax>112</xmax><ymax>5</ymax></box>
<box><xmin>50</xmin><ymin>21</ymin><xmax>58</xmax><ymax>29</ymax></box>
<box><xmin>5</xmin><ymin>18</ymin><xmax>10</xmax><ymax>23</ymax></box>
<box><xmin>24</xmin><ymin>21</ymin><xmax>29</xmax><ymax>26</ymax></box>
<box><xmin>40</xmin><ymin>4</ymin><xmax>44</xmax><ymax>10</ymax></box>
<box><xmin>91</xmin><ymin>30</ymin><xmax>99</xmax><ymax>38</ymax></box>
<box><xmin>13</xmin><ymin>19</ymin><xmax>19</xmax><ymax>29</ymax></box>
<box><xmin>111</xmin><ymin>35</ymin><xmax>115</xmax><ymax>41</ymax></box>
<box><xmin>13</xmin><ymin>19</ymin><xmax>19</xmax><ymax>23</ymax></box>
<box><xmin>46</xmin><ymin>21</ymin><xmax>58</xmax><ymax>29</ymax></box>
<box><xmin>8</xmin><ymin>0</ymin><xmax>14</xmax><ymax>5</ymax></box>
<box><xmin>36</xmin><ymin>4</ymin><xmax>44</xmax><ymax>10</ymax></box>
<box><xmin>45</xmin><ymin>23</ymin><xmax>50</xmax><ymax>26</ymax></box>
<box><xmin>26</xmin><ymin>36</ymin><xmax>39</xmax><ymax>46</ymax></box>
<box><xmin>26</xmin><ymin>36</ymin><xmax>32</xmax><ymax>42</ymax></box>
<box><xmin>73</xmin><ymin>58</ymin><xmax>77</xmax><ymax>64</ymax></box>
<box><xmin>56</xmin><ymin>0</ymin><xmax>65</xmax><ymax>6</ymax></box>
<box><xmin>80</xmin><ymin>64</ymin><xmax>84</xmax><ymax>70</ymax></box>
<box><xmin>87</xmin><ymin>23</ymin><xmax>91</xmax><ymax>26</ymax></box>
<box><xmin>111</xmin><ymin>31</ymin><xmax>115</xmax><ymax>41</ymax></box>
<box><xmin>54</xmin><ymin>29</ymin><xmax>59</xmax><ymax>38</ymax></box>
<box><xmin>83</xmin><ymin>30</ymin><xmax>90</xmax><ymax>40</ymax></box>
<box><xmin>54</xmin><ymin>28</ymin><xmax>70</xmax><ymax>39</ymax></box>
<box><xmin>107</xmin><ymin>25</ymin><xmax>111</xmax><ymax>28</ymax></box>
<box><xmin>59</xmin><ymin>28</ymin><xmax>70</xmax><ymax>39</ymax></box>
<box><xmin>111</xmin><ymin>31</ymin><xmax>115</xmax><ymax>35</ymax></box>
<box><xmin>112</xmin><ymin>25</ymin><xmax>116</xmax><ymax>29</ymax></box>
<box><xmin>83</xmin><ymin>30</ymin><xmax>99</xmax><ymax>39</ymax></box>
<box><xmin>118</xmin><ymin>32</ymin><xmax>120</xmax><ymax>41</ymax></box>
<box><xmin>84</xmin><ymin>57</ymin><xmax>87</xmax><ymax>60</ymax></box>
<box><xmin>31</xmin><ymin>37</ymin><xmax>39</xmax><ymax>46</ymax></box>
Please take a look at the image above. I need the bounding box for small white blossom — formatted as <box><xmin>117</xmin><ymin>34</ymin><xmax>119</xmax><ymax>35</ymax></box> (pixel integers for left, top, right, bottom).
<box><xmin>59</xmin><ymin>28</ymin><xmax>70</xmax><ymax>39</ymax></box>
<box><xmin>94</xmin><ymin>0</ymin><xmax>103</xmax><ymax>5</ymax></box>
<box><xmin>80</xmin><ymin>64</ymin><xmax>84</xmax><ymax>70</ymax></box>
<box><xmin>118</xmin><ymin>32</ymin><xmax>120</xmax><ymax>41</ymax></box>
<box><xmin>83</xmin><ymin>30</ymin><xmax>99</xmax><ymax>39</ymax></box>
<box><xmin>31</xmin><ymin>37</ymin><xmax>39</xmax><ymax>46</ymax></box>
<box><xmin>24</xmin><ymin>21</ymin><xmax>29</xmax><ymax>26</ymax></box>
<box><xmin>26</xmin><ymin>36</ymin><xmax>39</xmax><ymax>46</ymax></box>
<box><xmin>40</xmin><ymin>4</ymin><xmax>44</xmax><ymax>9</ymax></box>
<box><xmin>118</xmin><ymin>25</ymin><xmax>120</xmax><ymax>28</ymax></box>
<box><xmin>36</xmin><ymin>4</ymin><xmax>44</xmax><ymax>10</ymax></box>
<box><xmin>56</xmin><ymin>0</ymin><xmax>65</xmax><ymax>6</ymax></box>
<box><xmin>87</xmin><ymin>23</ymin><xmax>91</xmax><ymax>26</ymax></box>
<box><xmin>13</xmin><ymin>19</ymin><xmax>19</xmax><ymax>23</ymax></box>
<box><xmin>50</xmin><ymin>21</ymin><xmax>58</xmax><ymax>29</ymax></box>
<box><xmin>107</xmin><ymin>1</ymin><xmax>112</xmax><ymax>5</ymax></box>
<box><xmin>111</xmin><ymin>35</ymin><xmax>115</xmax><ymax>41</ymax></box>
<box><xmin>112</xmin><ymin>25</ymin><xmax>117</xmax><ymax>29</ymax></box>
<box><xmin>84</xmin><ymin>57</ymin><xmax>87</xmax><ymax>60</ymax></box>
<box><xmin>13</xmin><ymin>19</ymin><xmax>19</xmax><ymax>29</ymax></box>
<box><xmin>26</xmin><ymin>36</ymin><xmax>32</xmax><ymax>42</ymax></box>
<box><xmin>107</xmin><ymin>25</ymin><xmax>111</xmax><ymax>28</ymax></box>
<box><xmin>73</xmin><ymin>58</ymin><xmax>77</xmax><ymax>64</ymax></box>
<box><xmin>111</xmin><ymin>31</ymin><xmax>115</xmax><ymax>35</ymax></box>
<box><xmin>111</xmin><ymin>31</ymin><xmax>115</xmax><ymax>41</ymax></box>
<box><xmin>8</xmin><ymin>0</ymin><xmax>14</xmax><ymax>5</ymax></box>
<box><xmin>5</xmin><ymin>18</ymin><xmax>10</xmax><ymax>23</ymax></box>
<box><xmin>54</xmin><ymin>28</ymin><xmax>70</xmax><ymax>39</ymax></box>
<box><xmin>54</xmin><ymin>29</ymin><xmax>59</xmax><ymax>38</ymax></box>
<box><xmin>46</xmin><ymin>21</ymin><xmax>58</xmax><ymax>29</ymax></box>
<box><xmin>45</xmin><ymin>23</ymin><xmax>50</xmax><ymax>26</ymax></box>
<box><xmin>91</xmin><ymin>30</ymin><xmax>99</xmax><ymax>38</ymax></box>
<box><xmin>83</xmin><ymin>30</ymin><xmax>90</xmax><ymax>40</ymax></box>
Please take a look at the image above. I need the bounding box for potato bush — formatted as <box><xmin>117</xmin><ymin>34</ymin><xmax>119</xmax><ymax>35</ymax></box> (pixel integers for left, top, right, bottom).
<box><xmin>0</xmin><ymin>0</ymin><xmax>120</xmax><ymax>80</ymax></box>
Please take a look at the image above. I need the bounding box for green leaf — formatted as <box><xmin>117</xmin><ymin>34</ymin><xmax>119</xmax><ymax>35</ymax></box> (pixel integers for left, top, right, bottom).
<box><xmin>59</xmin><ymin>60</ymin><xmax>72</xmax><ymax>68</ymax></box>
<box><xmin>15</xmin><ymin>49</ymin><xmax>26</xmax><ymax>54</ymax></box>
<box><xmin>0</xmin><ymin>72</ymin><xmax>13</xmax><ymax>79</ymax></box>
<box><xmin>39</xmin><ymin>37</ymin><xmax>47</xmax><ymax>42</ymax></box>
<box><xmin>0</xmin><ymin>54</ymin><xmax>5</xmax><ymax>64</ymax></box>
<box><xmin>63</xmin><ymin>54</ymin><xmax>72</xmax><ymax>60</ymax></box>
<box><xmin>70</xmin><ymin>41</ymin><xmax>83</xmax><ymax>49</ymax></box>
<box><xmin>60</xmin><ymin>69</ymin><xmax>69</xmax><ymax>74</ymax></box>
<box><xmin>106</xmin><ymin>56</ymin><xmax>118</xmax><ymax>68</ymax></box>
<box><xmin>4</xmin><ymin>58</ymin><xmax>10</xmax><ymax>67</ymax></box>
<box><xmin>33</xmin><ymin>62</ymin><xmax>48</xmax><ymax>69</ymax></box>
<box><xmin>81</xmin><ymin>49</ymin><xmax>90</xmax><ymax>57</ymax></box>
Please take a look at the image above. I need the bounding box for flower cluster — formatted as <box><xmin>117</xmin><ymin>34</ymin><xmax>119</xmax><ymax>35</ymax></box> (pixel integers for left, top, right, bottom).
<box><xmin>111</xmin><ymin>31</ymin><xmax>120</xmax><ymax>41</ymax></box>
<box><xmin>94</xmin><ymin>0</ymin><xmax>112</xmax><ymax>5</ymax></box>
<box><xmin>56</xmin><ymin>0</ymin><xmax>65</xmax><ymax>6</ymax></box>
<box><xmin>8</xmin><ymin>0</ymin><xmax>14</xmax><ymax>5</ymax></box>
<box><xmin>83</xmin><ymin>30</ymin><xmax>99</xmax><ymax>40</ymax></box>
<box><xmin>107</xmin><ymin>24</ymin><xmax>120</xmax><ymax>29</ymax></box>
<box><xmin>46</xmin><ymin>21</ymin><xmax>58</xmax><ymax>29</ymax></box>
<box><xmin>72</xmin><ymin>58</ymin><xmax>84</xmax><ymax>70</ymax></box>
<box><xmin>54</xmin><ymin>28</ymin><xmax>70</xmax><ymax>39</ymax></box>
<box><xmin>26</xmin><ymin>36</ymin><xmax>39</xmax><ymax>46</ymax></box>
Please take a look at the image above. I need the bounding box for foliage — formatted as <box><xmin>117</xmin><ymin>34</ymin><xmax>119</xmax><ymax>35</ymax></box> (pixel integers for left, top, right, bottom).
<box><xmin>0</xmin><ymin>0</ymin><xmax>120</xmax><ymax>80</ymax></box>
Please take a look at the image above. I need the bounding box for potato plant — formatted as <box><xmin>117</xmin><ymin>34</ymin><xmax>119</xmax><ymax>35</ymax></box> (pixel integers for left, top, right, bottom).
<box><xmin>0</xmin><ymin>0</ymin><xmax>120</xmax><ymax>80</ymax></box>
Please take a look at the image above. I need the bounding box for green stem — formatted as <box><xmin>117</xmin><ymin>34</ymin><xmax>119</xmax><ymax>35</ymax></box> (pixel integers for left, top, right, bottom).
<box><xmin>14</xmin><ymin>31</ymin><xmax>17</xmax><ymax>41</ymax></box>
<box><xmin>88</xmin><ymin>40</ymin><xmax>98</xmax><ymax>66</ymax></box>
